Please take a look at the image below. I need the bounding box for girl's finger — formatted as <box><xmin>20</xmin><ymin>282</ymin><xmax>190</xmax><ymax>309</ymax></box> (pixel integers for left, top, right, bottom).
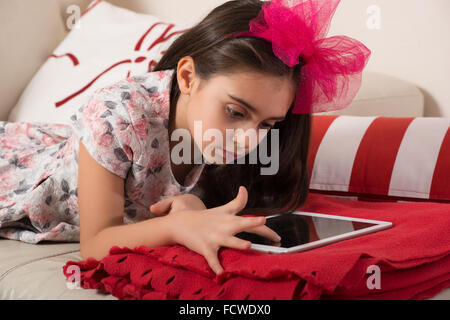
<box><xmin>203</xmin><ymin>249</ymin><xmax>224</xmax><ymax>275</ymax></box>
<box><xmin>221</xmin><ymin>236</ymin><xmax>252</xmax><ymax>251</ymax></box>
<box><xmin>150</xmin><ymin>197</ymin><xmax>173</xmax><ymax>215</ymax></box>
<box><xmin>213</xmin><ymin>186</ymin><xmax>248</xmax><ymax>215</ymax></box>
<box><xmin>232</xmin><ymin>216</ymin><xmax>266</xmax><ymax>234</ymax></box>
<box><xmin>243</xmin><ymin>224</ymin><xmax>282</xmax><ymax>243</ymax></box>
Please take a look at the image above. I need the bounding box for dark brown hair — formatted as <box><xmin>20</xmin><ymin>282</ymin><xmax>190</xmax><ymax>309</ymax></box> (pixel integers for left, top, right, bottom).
<box><xmin>153</xmin><ymin>0</ymin><xmax>311</xmax><ymax>216</ymax></box>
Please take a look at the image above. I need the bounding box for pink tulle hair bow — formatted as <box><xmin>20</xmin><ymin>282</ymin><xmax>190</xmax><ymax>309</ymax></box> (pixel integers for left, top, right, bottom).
<box><xmin>231</xmin><ymin>0</ymin><xmax>372</xmax><ymax>114</ymax></box>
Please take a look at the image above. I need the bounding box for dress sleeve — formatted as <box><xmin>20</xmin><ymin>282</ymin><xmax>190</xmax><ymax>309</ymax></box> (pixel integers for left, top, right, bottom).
<box><xmin>69</xmin><ymin>82</ymin><xmax>142</xmax><ymax>180</ymax></box>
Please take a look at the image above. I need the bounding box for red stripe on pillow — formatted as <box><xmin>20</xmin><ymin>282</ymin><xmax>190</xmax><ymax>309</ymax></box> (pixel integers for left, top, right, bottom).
<box><xmin>82</xmin><ymin>0</ymin><xmax>102</xmax><ymax>17</ymax></box>
<box><xmin>430</xmin><ymin>127</ymin><xmax>450</xmax><ymax>200</ymax></box>
<box><xmin>308</xmin><ymin>115</ymin><xmax>339</xmax><ymax>183</ymax></box>
<box><xmin>348</xmin><ymin>117</ymin><xmax>414</xmax><ymax>196</ymax></box>
<box><xmin>308</xmin><ymin>116</ymin><xmax>450</xmax><ymax>202</ymax></box>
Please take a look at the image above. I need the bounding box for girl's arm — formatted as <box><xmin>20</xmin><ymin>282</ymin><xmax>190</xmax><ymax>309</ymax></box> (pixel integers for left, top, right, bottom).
<box><xmin>78</xmin><ymin>141</ymin><xmax>175</xmax><ymax>261</ymax></box>
<box><xmin>78</xmin><ymin>140</ymin><xmax>281</xmax><ymax>272</ymax></box>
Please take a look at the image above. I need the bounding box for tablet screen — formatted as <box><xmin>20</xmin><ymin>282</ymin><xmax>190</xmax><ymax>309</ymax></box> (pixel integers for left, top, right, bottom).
<box><xmin>235</xmin><ymin>212</ymin><xmax>379</xmax><ymax>248</ymax></box>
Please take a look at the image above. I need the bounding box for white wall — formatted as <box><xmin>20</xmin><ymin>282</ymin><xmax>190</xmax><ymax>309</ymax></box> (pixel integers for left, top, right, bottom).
<box><xmin>1</xmin><ymin>0</ymin><xmax>449</xmax><ymax>119</ymax></box>
<box><xmin>107</xmin><ymin>0</ymin><xmax>450</xmax><ymax>117</ymax></box>
<box><xmin>0</xmin><ymin>0</ymin><xmax>66</xmax><ymax>120</ymax></box>
<box><xmin>329</xmin><ymin>0</ymin><xmax>450</xmax><ymax>117</ymax></box>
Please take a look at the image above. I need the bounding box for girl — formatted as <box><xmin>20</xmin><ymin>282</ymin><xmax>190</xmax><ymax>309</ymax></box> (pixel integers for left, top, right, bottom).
<box><xmin>0</xmin><ymin>0</ymin><xmax>370</xmax><ymax>275</ymax></box>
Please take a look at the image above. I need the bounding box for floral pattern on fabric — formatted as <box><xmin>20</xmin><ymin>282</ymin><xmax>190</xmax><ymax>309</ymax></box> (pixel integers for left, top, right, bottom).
<box><xmin>0</xmin><ymin>69</ymin><xmax>206</xmax><ymax>243</ymax></box>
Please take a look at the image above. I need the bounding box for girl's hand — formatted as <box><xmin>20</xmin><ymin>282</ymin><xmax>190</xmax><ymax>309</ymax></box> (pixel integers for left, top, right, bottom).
<box><xmin>150</xmin><ymin>194</ymin><xmax>207</xmax><ymax>216</ymax></box>
<box><xmin>165</xmin><ymin>186</ymin><xmax>282</xmax><ymax>275</ymax></box>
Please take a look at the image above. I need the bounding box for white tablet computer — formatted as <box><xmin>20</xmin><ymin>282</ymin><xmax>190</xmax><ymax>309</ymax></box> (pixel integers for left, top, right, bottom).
<box><xmin>235</xmin><ymin>211</ymin><xmax>393</xmax><ymax>254</ymax></box>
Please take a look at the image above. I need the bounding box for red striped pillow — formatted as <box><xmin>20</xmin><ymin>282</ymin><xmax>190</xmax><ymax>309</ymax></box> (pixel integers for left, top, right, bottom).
<box><xmin>307</xmin><ymin>116</ymin><xmax>450</xmax><ymax>203</ymax></box>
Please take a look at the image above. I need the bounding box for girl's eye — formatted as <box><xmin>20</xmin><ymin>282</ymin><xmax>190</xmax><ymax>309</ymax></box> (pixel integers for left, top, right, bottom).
<box><xmin>226</xmin><ymin>105</ymin><xmax>244</xmax><ymax>118</ymax></box>
<box><xmin>226</xmin><ymin>105</ymin><xmax>275</xmax><ymax>129</ymax></box>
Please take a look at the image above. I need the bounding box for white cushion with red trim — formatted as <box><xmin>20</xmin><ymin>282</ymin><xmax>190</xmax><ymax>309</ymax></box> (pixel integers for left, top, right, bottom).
<box><xmin>7</xmin><ymin>0</ymin><xmax>188</xmax><ymax>125</ymax></box>
<box><xmin>308</xmin><ymin>115</ymin><xmax>450</xmax><ymax>203</ymax></box>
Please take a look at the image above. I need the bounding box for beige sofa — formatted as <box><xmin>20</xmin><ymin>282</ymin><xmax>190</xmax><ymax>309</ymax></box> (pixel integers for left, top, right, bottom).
<box><xmin>0</xmin><ymin>0</ymin><xmax>448</xmax><ymax>300</ymax></box>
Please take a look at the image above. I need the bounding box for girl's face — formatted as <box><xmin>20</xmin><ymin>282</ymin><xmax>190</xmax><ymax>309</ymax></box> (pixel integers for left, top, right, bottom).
<box><xmin>184</xmin><ymin>70</ymin><xmax>295</xmax><ymax>165</ymax></box>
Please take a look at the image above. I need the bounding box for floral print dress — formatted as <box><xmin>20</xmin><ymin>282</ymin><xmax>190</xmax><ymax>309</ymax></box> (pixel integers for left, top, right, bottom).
<box><xmin>0</xmin><ymin>69</ymin><xmax>206</xmax><ymax>244</ymax></box>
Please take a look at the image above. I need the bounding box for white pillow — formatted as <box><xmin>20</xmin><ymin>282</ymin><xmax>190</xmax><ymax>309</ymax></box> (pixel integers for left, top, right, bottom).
<box><xmin>8</xmin><ymin>0</ymin><xmax>189</xmax><ymax>125</ymax></box>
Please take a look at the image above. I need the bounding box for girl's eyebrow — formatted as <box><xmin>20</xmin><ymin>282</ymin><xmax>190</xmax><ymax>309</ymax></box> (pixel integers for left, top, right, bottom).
<box><xmin>227</xmin><ymin>93</ymin><xmax>286</xmax><ymax>121</ymax></box>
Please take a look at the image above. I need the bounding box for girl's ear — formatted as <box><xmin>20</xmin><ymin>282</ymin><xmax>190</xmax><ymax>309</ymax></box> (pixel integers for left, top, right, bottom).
<box><xmin>176</xmin><ymin>56</ymin><xmax>197</xmax><ymax>96</ymax></box>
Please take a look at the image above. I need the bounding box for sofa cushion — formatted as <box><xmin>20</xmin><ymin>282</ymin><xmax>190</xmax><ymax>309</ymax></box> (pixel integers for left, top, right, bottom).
<box><xmin>318</xmin><ymin>72</ymin><xmax>424</xmax><ymax>117</ymax></box>
<box><xmin>0</xmin><ymin>239</ymin><xmax>115</xmax><ymax>299</ymax></box>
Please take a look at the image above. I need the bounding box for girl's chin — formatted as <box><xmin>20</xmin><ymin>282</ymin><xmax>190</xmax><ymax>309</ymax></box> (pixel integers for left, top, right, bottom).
<box><xmin>203</xmin><ymin>156</ymin><xmax>233</xmax><ymax>166</ymax></box>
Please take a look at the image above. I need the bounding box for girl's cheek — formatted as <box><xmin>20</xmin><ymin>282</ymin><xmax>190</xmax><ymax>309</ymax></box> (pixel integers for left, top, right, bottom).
<box><xmin>258</xmin><ymin>130</ymin><xmax>269</xmax><ymax>144</ymax></box>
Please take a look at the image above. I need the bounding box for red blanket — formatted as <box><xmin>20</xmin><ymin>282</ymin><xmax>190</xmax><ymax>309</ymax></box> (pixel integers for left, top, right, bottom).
<box><xmin>63</xmin><ymin>193</ymin><xmax>450</xmax><ymax>300</ymax></box>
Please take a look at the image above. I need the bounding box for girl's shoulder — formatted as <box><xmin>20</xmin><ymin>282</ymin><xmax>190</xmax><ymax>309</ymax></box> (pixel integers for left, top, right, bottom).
<box><xmin>69</xmin><ymin>68</ymin><xmax>175</xmax><ymax>179</ymax></box>
<box><xmin>92</xmin><ymin>68</ymin><xmax>175</xmax><ymax>122</ymax></box>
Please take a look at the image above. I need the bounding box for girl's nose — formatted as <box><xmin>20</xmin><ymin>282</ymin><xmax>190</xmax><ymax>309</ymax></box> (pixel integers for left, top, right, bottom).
<box><xmin>232</xmin><ymin>124</ymin><xmax>268</xmax><ymax>152</ymax></box>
